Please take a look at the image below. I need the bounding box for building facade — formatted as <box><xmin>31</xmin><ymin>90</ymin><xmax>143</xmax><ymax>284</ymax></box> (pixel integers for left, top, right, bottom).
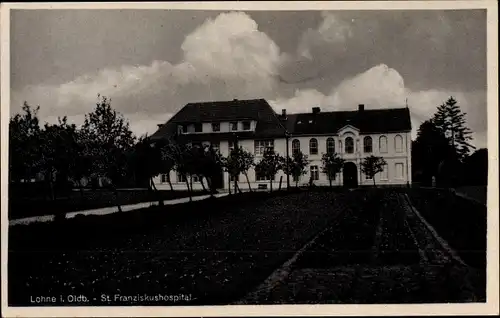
<box><xmin>150</xmin><ymin>99</ymin><xmax>412</xmax><ymax>190</ymax></box>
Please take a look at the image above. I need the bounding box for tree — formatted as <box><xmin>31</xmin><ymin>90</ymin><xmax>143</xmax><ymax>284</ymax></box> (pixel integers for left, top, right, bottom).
<box><xmin>360</xmin><ymin>155</ymin><xmax>387</xmax><ymax>186</ymax></box>
<box><xmin>197</xmin><ymin>144</ymin><xmax>225</xmax><ymax>196</ymax></box>
<box><xmin>283</xmin><ymin>151</ymin><xmax>309</xmax><ymax>188</ymax></box>
<box><xmin>80</xmin><ymin>95</ymin><xmax>136</xmax><ymax>211</ymax></box>
<box><xmin>224</xmin><ymin>146</ymin><xmax>255</xmax><ymax>193</ymax></box>
<box><xmin>254</xmin><ymin>148</ymin><xmax>283</xmax><ymax>192</ymax></box>
<box><xmin>38</xmin><ymin>117</ymin><xmax>80</xmax><ymax>200</ymax></box>
<box><xmin>412</xmin><ymin>120</ymin><xmax>456</xmax><ymax>186</ymax></box>
<box><xmin>9</xmin><ymin>102</ymin><xmax>42</xmax><ymax>184</ymax></box>
<box><xmin>432</xmin><ymin>97</ymin><xmax>475</xmax><ymax>161</ymax></box>
<box><xmin>321</xmin><ymin>152</ymin><xmax>345</xmax><ymax>188</ymax></box>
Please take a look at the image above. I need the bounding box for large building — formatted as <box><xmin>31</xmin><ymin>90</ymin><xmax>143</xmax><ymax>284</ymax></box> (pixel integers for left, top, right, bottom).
<box><xmin>150</xmin><ymin>98</ymin><xmax>412</xmax><ymax>190</ymax></box>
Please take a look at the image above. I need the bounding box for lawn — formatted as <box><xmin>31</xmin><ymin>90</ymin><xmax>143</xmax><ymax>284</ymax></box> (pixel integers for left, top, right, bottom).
<box><xmin>8</xmin><ymin>189</ymin><xmax>206</xmax><ymax>220</ymax></box>
<box><xmin>8</xmin><ymin>190</ymin><xmax>346</xmax><ymax>306</ymax></box>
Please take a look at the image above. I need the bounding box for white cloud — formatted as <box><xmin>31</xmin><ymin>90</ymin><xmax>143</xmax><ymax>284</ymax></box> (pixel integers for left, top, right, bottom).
<box><xmin>297</xmin><ymin>12</ymin><xmax>352</xmax><ymax>59</ymax></box>
<box><xmin>271</xmin><ymin>64</ymin><xmax>487</xmax><ymax>149</ymax></box>
<box><xmin>11</xmin><ymin>11</ymin><xmax>285</xmax><ymax>138</ymax></box>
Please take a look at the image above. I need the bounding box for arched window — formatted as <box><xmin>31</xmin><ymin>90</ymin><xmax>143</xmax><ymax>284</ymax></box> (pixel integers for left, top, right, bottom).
<box><xmin>309</xmin><ymin>138</ymin><xmax>318</xmax><ymax>155</ymax></box>
<box><xmin>292</xmin><ymin>139</ymin><xmax>300</xmax><ymax>155</ymax></box>
<box><xmin>379</xmin><ymin>135</ymin><xmax>388</xmax><ymax>153</ymax></box>
<box><xmin>326</xmin><ymin>138</ymin><xmax>335</xmax><ymax>154</ymax></box>
<box><xmin>363</xmin><ymin>136</ymin><xmax>373</xmax><ymax>153</ymax></box>
<box><xmin>395</xmin><ymin>134</ymin><xmax>404</xmax><ymax>153</ymax></box>
<box><xmin>345</xmin><ymin>137</ymin><xmax>354</xmax><ymax>154</ymax></box>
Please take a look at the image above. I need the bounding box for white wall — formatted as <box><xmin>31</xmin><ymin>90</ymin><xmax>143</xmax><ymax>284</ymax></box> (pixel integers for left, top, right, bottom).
<box><xmin>153</xmin><ymin>130</ymin><xmax>412</xmax><ymax>191</ymax></box>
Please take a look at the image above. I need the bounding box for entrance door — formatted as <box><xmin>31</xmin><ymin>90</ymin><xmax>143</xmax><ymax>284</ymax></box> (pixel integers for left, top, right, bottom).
<box><xmin>343</xmin><ymin>162</ymin><xmax>358</xmax><ymax>188</ymax></box>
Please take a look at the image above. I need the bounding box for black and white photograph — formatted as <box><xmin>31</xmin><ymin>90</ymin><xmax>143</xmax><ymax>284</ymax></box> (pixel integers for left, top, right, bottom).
<box><xmin>1</xmin><ymin>1</ymin><xmax>498</xmax><ymax>317</ymax></box>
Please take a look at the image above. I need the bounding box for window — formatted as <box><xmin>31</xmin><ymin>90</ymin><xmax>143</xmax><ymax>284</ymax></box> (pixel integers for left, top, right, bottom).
<box><xmin>395</xmin><ymin>135</ymin><xmax>404</xmax><ymax>153</ymax></box>
<box><xmin>212</xmin><ymin>123</ymin><xmax>220</xmax><ymax>132</ymax></box>
<box><xmin>177</xmin><ymin>125</ymin><xmax>185</xmax><ymax>134</ymax></box>
<box><xmin>194</xmin><ymin>123</ymin><xmax>202</xmax><ymax>132</ymax></box>
<box><xmin>395</xmin><ymin>163</ymin><xmax>404</xmax><ymax>179</ymax></box>
<box><xmin>160</xmin><ymin>173</ymin><xmax>170</xmax><ymax>183</ymax></box>
<box><xmin>211</xmin><ymin>141</ymin><xmax>220</xmax><ymax>153</ymax></box>
<box><xmin>230</xmin><ymin>122</ymin><xmax>238</xmax><ymax>131</ymax></box>
<box><xmin>363</xmin><ymin>136</ymin><xmax>373</xmax><ymax>153</ymax></box>
<box><xmin>177</xmin><ymin>172</ymin><xmax>187</xmax><ymax>183</ymax></box>
<box><xmin>379</xmin><ymin>135</ymin><xmax>388</xmax><ymax>153</ymax></box>
<box><xmin>381</xmin><ymin>164</ymin><xmax>389</xmax><ymax>180</ymax></box>
<box><xmin>309</xmin><ymin>138</ymin><xmax>318</xmax><ymax>155</ymax></box>
<box><xmin>292</xmin><ymin>139</ymin><xmax>300</xmax><ymax>155</ymax></box>
<box><xmin>242</xmin><ymin>121</ymin><xmax>251</xmax><ymax>130</ymax></box>
<box><xmin>310</xmin><ymin>165</ymin><xmax>319</xmax><ymax>181</ymax></box>
<box><xmin>326</xmin><ymin>138</ymin><xmax>335</xmax><ymax>154</ymax></box>
<box><xmin>254</xmin><ymin>140</ymin><xmax>274</xmax><ymax>155</ymax></box>
<box><xmin>345</xmin><ymin>137</ymin><xmax>354</xmax><ymax>154</ymax></box>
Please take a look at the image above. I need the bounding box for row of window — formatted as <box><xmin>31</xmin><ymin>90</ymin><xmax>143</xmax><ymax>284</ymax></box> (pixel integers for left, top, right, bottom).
<box><xmin>292</xmin><ymin>135</ymin><xmax>405</xmax><ymax>155</ymax></box>
<box><xmin>178</xmin><ymin>121</ymin><xmax>252</xmax><ymax>133</ymax></box>
<box><xmin>160</xmin><ymin>162</ymin><xmax>405</xmax><ymax>184</ymax></box>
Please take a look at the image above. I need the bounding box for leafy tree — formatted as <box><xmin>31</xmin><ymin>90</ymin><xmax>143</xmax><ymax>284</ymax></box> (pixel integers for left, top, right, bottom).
<box><xmin>412</xmin><ymin>120</ymin><xmax>456</xmax><ymax>186</ymax></box>
<box><xmin>360</xmin><ymin>155</ymin><xmax>387</xmax><ymax>186</ymax></box>
<box><xmin>9</xmin><ymin>102</ymin><xmax>42</xmax><ymax>184</ymax></box>
<box><xmin>80</xmin><ymin>95</ymin><xmax>136</xmax><ymax>211</ymax></box>
<box><xmin>197</xmin><ymin>144</ymin><xmax>225</xmax><ymax>196</ymax></box>
<box><xmin>38</xmin><ymin>117</ymin><xmax>80</xmax><ymax>200</ymax></box>
<box><xmin>224</xmin><ymin>146</ymin><xmax>255</xmax><ymax>193</ymax></box>
<box><xmin>283</xmin><ymin>151</ymin><xmax>309</xmax><ymax>188</ymax></box>
<box><xmin>463</xmin><ymin>148</ymin><xmax>488</xmax><ymax>186</ymax></box>
<box><xmin>432</xmin><ymin>97</ymin><xmax>475</xmax><ymax>161</ymax></box>
<box><xmin>321</xmin><ymin>152</ymin><xmax>345</xmax><ymax>188</ymax></box>
<box><xmin>254</xmin><ymin>148</ymin><xmax>283</xmax><ymax>192</ymax></box>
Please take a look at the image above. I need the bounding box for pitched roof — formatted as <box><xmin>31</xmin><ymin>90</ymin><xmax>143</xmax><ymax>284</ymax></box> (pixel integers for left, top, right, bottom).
<box><xmin>287</xmin><ymin>108</ymin><xmax>412</xmax><ymax>135</ymax></box>
<box><xmin>150</xmin><ymin>98</ymin><xmax>287</xmax><ymax>141</ymax></box>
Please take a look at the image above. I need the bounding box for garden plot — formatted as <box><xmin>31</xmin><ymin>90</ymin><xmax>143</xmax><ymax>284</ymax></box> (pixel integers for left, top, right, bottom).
<box><xmin>9</xmin><ymin>191</ymin><xmax>345</xmax><ymax>306</ymax></box>
<box><xmin>248</xmin><ymin>189</ymin><xmax>483</xmax><ymax>304</ymax></box>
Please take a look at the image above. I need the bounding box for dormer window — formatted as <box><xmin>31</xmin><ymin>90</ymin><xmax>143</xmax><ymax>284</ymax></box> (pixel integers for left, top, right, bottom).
<box><xmin>242</xmin><ymin>121</ymin><xmax>251</xmax><ymax>130</ymax></box>
<box><xmin>194</xmin><ymin>123</ymin><xmax>202</xmax><ymax>133</ymax></box>
<box><xmin>230</xmin><ymin>122</ymin><xmax>238</xmax><ymax>131</ymax></box>
<box><xmin>212</xmin><ymin>123</ymin><xmax>220</xmax><ymax>132</ymax></box>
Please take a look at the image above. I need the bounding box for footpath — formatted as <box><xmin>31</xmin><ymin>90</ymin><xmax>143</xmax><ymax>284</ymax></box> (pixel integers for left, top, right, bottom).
<box><xmin>9</xmin><ymin>193</ymin><xmax>229</xmax><ymax>226</ymax></box>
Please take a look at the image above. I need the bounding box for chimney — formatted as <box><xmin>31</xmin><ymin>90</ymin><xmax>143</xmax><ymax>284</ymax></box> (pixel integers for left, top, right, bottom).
<box><xmin>157</xmin><ymin>124</ymin><xmax>164</xmax><ymax>128</ymax></box>
<box><xmin>312</xmin><ymin>107</ymin><xmax>321</xmax><ymax>114</ymax></box>
<box><xmin>358</xmin><ymin>104</ymin><xmax>365</xmax><ymax>112</ymax></box>
<box><xmin>282</xmin><ymin>109</ymin><xmax>287</xmax><ymax>118</ymax></box>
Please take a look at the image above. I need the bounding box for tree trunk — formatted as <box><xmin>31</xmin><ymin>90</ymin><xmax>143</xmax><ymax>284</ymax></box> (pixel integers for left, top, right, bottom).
<box><xmin>151</xmin><ymin>177</ymin><xmax>163</xmax><ymax>206</ymax></box>
<box><xmin>228</xmin><ymin>174</ymin><xmax>232</xmax><ymax>195</ymax></box>
<box><xmin>329</xmin><ymin>178</ymin><xmax>332</xmax><ymax>188</ymax></box>
<box><xmin>269</xmin><ymin>177</ymin><xmax>273</xmax><ymax>193</ymax></box>
<box><xmin>234</xmin><ymin>174</ymin><xmax>238</xmax><ymax>195</ymax></box>
<box><xmin>185</xmin><ymin>176</ymin><xmax>192</xmax><ymax>202</ymax></box>
<box><xmin>244</xmin><ymin>172</ymin><xmax>253</xmax><ymax>192</ymax></box>
<box><xmin>199</xmin><ymin>176</ymin><xmax>207</xmax><ymax>192</ymax></box>
<box><xmin>278</xmin><ymin>175</ymin><xmax>283</xmax><ymax>191</ymax></box>
<box><xmin>78</xmin><ymin>179</ymin><xmax>85</xmax><ymax>204</ymax></box>
<box><xmin>236</xmin><ymin>181</ymin><xmax>243</xmax><ymax>194</ymax></box>
<box><xmin>373</xmin><ymin>177</ymin><xmax>376</xmax><ymax>187</ymax></box>
<box><xmin>206</xmin><ymin>177</ymin><xmax>215</xmax><ymax>198</ymax></box>
<box><xmin>48</xmin><ymin>173</ymin><xmax>55</xmax><ymax>201</ymax></box>
<box><xmin>112</xmin><ymin>184</ymin><xmax>123</xmax><ymax>212</ymax></box>
<box><xmin>295</xmin><ymin>179</ymin><xmax>299</xmax><ymax>188</ymax></box>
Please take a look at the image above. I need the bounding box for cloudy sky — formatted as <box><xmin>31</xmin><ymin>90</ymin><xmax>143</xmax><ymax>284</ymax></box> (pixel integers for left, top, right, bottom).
<box><xmin>10</xmin><ymin>8</ymin><xmax>487</xmax><ymax>148</ymax></box>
